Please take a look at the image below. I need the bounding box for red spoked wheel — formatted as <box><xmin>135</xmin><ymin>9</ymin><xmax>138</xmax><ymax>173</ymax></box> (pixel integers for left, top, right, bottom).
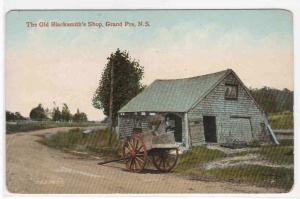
<box><xmin>152</xmin><ymin>148</ymin><xmax>179</xmax><ymax>172</ymax></box>
<box><xmin>122</xmin><ymin>134</ymin><xmax>147</xmax><ymax>172</ymax></box>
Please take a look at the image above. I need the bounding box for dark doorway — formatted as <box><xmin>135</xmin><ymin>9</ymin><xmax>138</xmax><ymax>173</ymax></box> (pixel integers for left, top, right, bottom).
<box><xmin>203</xmin><ymin>116</ymin><xmax>217</xmax><ymax>143</ymax></box>
<box><xmin>165</xmin><ymin>113</ymin><xmax>182</xmax><ymax>142</ymax></box>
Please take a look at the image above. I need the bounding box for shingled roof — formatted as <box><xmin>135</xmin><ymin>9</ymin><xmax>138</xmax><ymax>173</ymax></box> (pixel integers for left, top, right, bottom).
<box><xmin>119</xmin><ymin>69</ymin><xmax>232</xmax><ymax>113</ymax></box>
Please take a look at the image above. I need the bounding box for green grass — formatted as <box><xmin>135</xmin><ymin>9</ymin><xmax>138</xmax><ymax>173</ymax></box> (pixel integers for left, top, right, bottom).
<box><xmin>279</xmin><ymin>139</ymin><xmax>294</xmax><ymax>146</ymax></box>
<box><xmin>6</xmin><ymin>121</ymin><xmax>104</xmax><ymax>133</ymax></box>
<box><xmin>226</xmin><ymin>150</ymin><xmax>256</xmax><ymax>157</ymax></box>
<box><xmin>207</xmin><ymin>165</ymin><xmax>293</xmax><ymax>190</ymax></box>
<box><xmin>258</xmin><ymin>145</ymin><xmax>293</xmax><ymax>165</ymax></box>
<box><xmin>176</xmin><ymin>144</ymin><xmax>294</xmax><ymax>190</ymax></box>
<box><xmin>39</xmin><ymin>128</ymin><xmax>122</xmax><ymax>158</ymax></box>
<box><xmin>175</xmin><ymin>146</ymin><xmax>226</xmax><ymax>172</ymax></box>
<box><xmin>269</xmin><ymin>112</ymin><xmax>293</xmax><ymax>129</ymax></box>
<box><xmin>40</xmin><ymin>127</ymin><xmax>294</xmax><ymax>190</ymax></box>
<box><xmin>248</xmin><ymin>140</ymin><xmax>261</xmax><ymax>148</ymax></box>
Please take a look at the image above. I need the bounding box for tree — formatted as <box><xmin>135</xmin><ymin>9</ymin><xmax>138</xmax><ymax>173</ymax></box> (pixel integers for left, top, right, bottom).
<box><xmin>73</xmin><ymin>109</ymin><xmax>88</xmax><ymax>122</ymax></box>
<box><xmin>29</xmin><ymin>104</ymin><xmax>48</xmax><ymax>121</ymax></box>
<box><xmin>249</xmin><ymin>87</ymin><xmax>293</xmax><ymax>113</ymax></box>
<box><xmin>14</xmin><ymin>112</ymin><xmax>26</xmax><ymax>120</ymax></box>
<box><xmin>52</xmin><ymin>107</ymin><xmax>61</xmax><ymax>121</ymax></box>
<box><xmin>6</xmin><ymin>111</ymin><xmax>26</xmax><ymax>121</ymax></box>
<box><xmin>92</xmin><ymin>49</ymin><xmax>144</xmax><ymax>126</ymax></box>
<box><xmin>92</xmin><ymin>49</ymin><xmax>144</xmax><ymax>144</ymax></box>
<box><xmin>61</xmin><ymin>103</ymin><xmax>72</xmax><ymax>122</ymax></box>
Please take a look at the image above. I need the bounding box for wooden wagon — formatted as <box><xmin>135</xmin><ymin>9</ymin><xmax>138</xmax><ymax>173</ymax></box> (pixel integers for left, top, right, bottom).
<box><xmin>122</xmin><ymin>130</ymin><xmax>179</xmax><ymax>173</ymax></box>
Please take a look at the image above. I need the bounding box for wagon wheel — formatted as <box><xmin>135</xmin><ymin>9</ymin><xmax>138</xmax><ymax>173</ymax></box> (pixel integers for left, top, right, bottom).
<box><xmin>152</xmin><ymin>148</ymin><xmax>179</xmax><ymax>172</ymax></box>
<box><xmin>122</xmin><ymin>134</ymin><xmax>147</xmax><ymax>172</ymax></box>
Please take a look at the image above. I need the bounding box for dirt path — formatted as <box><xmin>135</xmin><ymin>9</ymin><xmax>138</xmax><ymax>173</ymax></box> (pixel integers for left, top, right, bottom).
<box><xmin>205</xmin><ymin>154</ymin><xmax>293</xmax><ymax>170</ymax></box>
<box><xmin>205</xmin><ymin>144</ymin><xmax>294</xmax><ymax>170</ymax></box>
<box><xmin>6</xmin><ymin>128</ymin><xmax>283</xmax><ymax>194</ymax></box>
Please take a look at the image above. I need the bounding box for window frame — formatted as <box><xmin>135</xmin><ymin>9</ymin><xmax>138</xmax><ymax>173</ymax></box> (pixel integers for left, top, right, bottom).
<box><xmin>224</xmin><ymin>83</ymin><xmax>238</xmax><ymax>100</ymax></box>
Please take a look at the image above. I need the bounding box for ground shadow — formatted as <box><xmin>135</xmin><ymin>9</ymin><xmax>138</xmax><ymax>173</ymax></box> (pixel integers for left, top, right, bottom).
<box><xmin>99</xmin><ymin>162</ymin><xmax>168</xmax><ymax>174</ymax></box>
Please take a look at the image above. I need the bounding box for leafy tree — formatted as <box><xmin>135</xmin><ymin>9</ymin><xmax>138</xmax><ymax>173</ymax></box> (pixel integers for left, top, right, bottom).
<box><xmin>61</xmin><ymin>103</ymin><xmax>72</xmax><ymax>122</ymax></box>
<box><xmin>249</xmin><ymin>87</ymin><xmax>293</xmax><ymax>114</ymax></box>
<box><xmin>14</xmin><ymin>112</ymin><xmax>26</xmax><ymax>120</ymax></box>
<box><xmin>73</xmin><ymin>109</ymin><xmax>88</xmax><ymax>122</ymax></box>
<box><xmin>52</xmin><ymin>107</ymin><xmax>62</xmax><ymax>121</ymax></box>
<box><xmin>29</xmin><ymin>104</ymin><xmax>48</xmax><ymax>121</ymax></box>
<box><xmin>92</xmin><ymin>49</ymin><xmax>144</xmax><ymax>126</ymax></box>
<box><xmin>6</xmin><ymin>111</ymin><xmax>26</xmax><ymax>121</ymax></box>
<box><xmin>6</xmin><ymin>111</ymin><xmax>14</xmax><ymax>121</ymax></box>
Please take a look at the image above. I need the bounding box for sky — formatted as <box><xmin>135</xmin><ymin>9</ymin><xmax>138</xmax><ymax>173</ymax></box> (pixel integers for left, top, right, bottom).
<box><xmin>5</xmin><ymin>10</ymin><xmax>293</xmax><ymax>121</ymax></box>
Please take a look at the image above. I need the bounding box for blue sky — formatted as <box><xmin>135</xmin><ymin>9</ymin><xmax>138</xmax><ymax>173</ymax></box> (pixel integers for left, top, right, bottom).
<box><xmin>6</xmin><ymin>10</ymin><xmax>292</xmax><ymax>49</ymax></box>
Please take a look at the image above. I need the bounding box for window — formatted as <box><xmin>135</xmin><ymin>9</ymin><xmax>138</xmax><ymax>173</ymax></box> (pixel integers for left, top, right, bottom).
<box><xmin>225</xmin><ymin>84</ymin><xmax>238</xmax><ymax>100</ymax></box>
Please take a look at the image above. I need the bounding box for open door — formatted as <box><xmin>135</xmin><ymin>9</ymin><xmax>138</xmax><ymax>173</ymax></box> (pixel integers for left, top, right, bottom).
<box><xmin>165</xmin><ymin>113</ymin><xmax>182</xmax><ymax>142</ymax></box>
<box><xmin>203</xmin><ymin>116</ymin><xmax>217</xmax><ymax>143</ymax></box>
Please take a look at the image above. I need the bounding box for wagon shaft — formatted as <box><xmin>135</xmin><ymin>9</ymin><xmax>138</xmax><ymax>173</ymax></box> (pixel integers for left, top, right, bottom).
<box><xmin>97</xmin><ymin>158</ymin><xmax>123</xmax><ymax>165</ymax></box>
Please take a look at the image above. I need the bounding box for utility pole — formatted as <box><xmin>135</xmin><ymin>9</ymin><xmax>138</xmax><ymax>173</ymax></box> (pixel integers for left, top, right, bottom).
<box><xmin>108</xmin><ymin>62</ymin><xmax>114</xmax><ymax>145</ymax></box>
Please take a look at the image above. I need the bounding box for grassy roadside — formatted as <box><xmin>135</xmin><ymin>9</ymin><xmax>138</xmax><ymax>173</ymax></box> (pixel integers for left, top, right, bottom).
<box><xmin>39</xmin><ymin>128</ymin><xmax>122</xmax><ymax>158</ymax></box>
<box><xmin>175</xmin><ymin>146</ymin><xmax>226</xmax><ymax>173</ymax></box>
<box><xmin>39</xmin><ymin>128</ymin><xmax>294</xmax><ymax>191</ymax></box>
<box><xmin>175</xmin><ymin>144</ymin><xmax>293</xmax><ymax>191</ymax></box>
<box><xmin>259</xmin><ymin>145</ymin><xmax>293</xmax><ymax>165</ymax></box>
<box><xmin>6</xmin><ymin>121</ymin><xmax>105</xmax><ymax>134</ymax></box>
<box><xmin>206</xmin><ymin>165</ymin><xmax>293</xmax><ymax>190</ymax></box>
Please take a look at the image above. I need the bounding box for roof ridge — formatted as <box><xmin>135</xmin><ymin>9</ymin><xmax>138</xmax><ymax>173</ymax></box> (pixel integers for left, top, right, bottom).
<box><xmin>155</xmin><ymin>68</ymin><xmax>231</xmax><ymax>82</ymax></box>
<box><xmin>119</xmin><ymin>68</ymin><xmax>233</xmax><ymax>113</ymax></box>
<box><xmin>186</xmin><ymin>68</ymin><xmax>232</xmax><ymax>112</ymax></box>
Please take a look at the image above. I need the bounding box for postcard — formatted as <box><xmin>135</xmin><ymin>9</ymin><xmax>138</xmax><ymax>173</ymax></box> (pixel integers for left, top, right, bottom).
<box><xmin>5</xmin><ymin>10</ymin><xmax>294</xmax><ymax>194</ymax></box>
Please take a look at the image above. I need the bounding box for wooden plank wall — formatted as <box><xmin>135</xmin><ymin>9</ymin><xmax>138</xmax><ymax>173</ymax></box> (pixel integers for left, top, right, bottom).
<box><xmin>188</xmin><ymin>73</ymin><xmax>269</xmax><ymax>146</ymax></box>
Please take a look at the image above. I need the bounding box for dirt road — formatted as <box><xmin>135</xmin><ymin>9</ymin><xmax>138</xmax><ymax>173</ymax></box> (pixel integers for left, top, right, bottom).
<box><xmin>6</xmin><ymin>128</ymin><xmax>283</xmax><ymax>194</ymax></box>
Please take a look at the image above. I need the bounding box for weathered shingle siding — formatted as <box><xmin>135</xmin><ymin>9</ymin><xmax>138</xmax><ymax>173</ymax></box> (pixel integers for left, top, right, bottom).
<box><xmin>187</xmin><ymin>73</ymin><xmax>268</xmax><ymax>146</ymax></box>
<box><xmin>118</xmin><ymin>112</ymin><xmax>186</xmax><ymax>143</ymax></box>
<box><xmin>119</xmin><ymin>115</ymin><xmax>135</xmax><ymax>138</ymax></box>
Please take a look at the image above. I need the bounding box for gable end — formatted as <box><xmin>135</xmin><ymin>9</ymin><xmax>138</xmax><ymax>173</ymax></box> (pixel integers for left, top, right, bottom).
<box><xmin>187</xmin><ymin>70</ymin><xmax>265</xmax><ymax>114</ymax></box>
